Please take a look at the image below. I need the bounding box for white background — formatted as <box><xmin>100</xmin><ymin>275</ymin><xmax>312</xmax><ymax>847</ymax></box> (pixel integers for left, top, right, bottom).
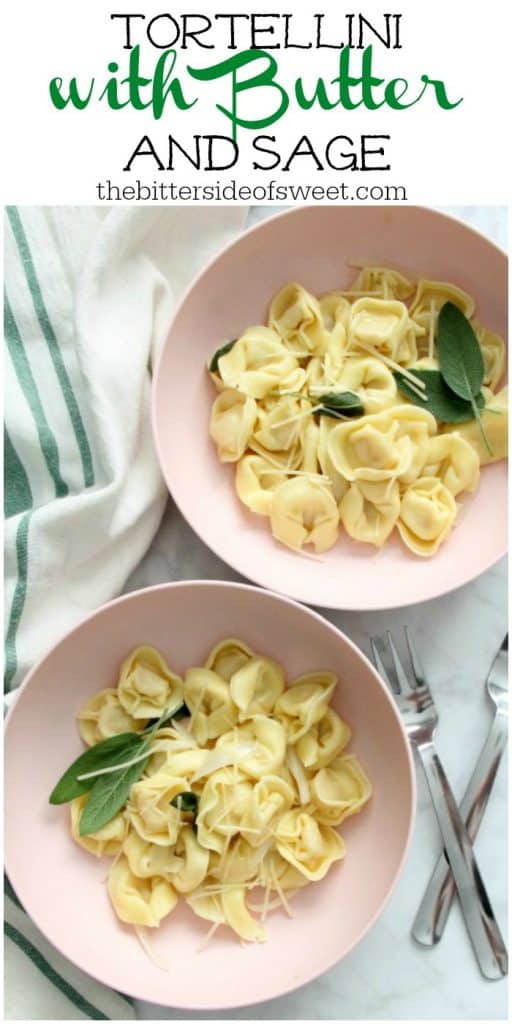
<box><xmin>2</xmin><ymin>0</ymin><xmax>511</xmax><ymax>204</ymax></box>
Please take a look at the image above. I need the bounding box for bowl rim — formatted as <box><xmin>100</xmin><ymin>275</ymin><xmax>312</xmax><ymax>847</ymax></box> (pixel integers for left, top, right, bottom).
<box><xmin>5</xmin><ymin>579</ymin><xmax>417</xmax><ymax>1010</ymax></box>
<box><xmin>151</xmin><ymin>205</ymin><xmax>508</xmax><ymax>611</ymax></box>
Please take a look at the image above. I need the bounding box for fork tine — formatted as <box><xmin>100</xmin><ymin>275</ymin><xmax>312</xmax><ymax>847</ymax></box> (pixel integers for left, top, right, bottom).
<box><xmin>370</xmin><ymin>636</ymin><xmax>395</xmax><ymax>691</ymax></box>
<box><xmin>370</xmin><ymin>635</ymin><xmax>402</xmax><ymax>695</ymax></box>
<box><xmin>387</xmin><ymin>630</ymin><xmax>417</xmax><ymax>695</ymax></box>
<box><xmin>405</xmin><ymin>626</ymin><xmax>426</xmax><ymax>688</ymax></box>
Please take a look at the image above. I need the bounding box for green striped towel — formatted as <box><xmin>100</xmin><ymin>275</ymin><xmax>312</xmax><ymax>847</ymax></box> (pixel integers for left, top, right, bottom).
<box><xmin>4</xmin><ymin>205</ymin><xmax>246</xmax><ymax>1018</ymax></box>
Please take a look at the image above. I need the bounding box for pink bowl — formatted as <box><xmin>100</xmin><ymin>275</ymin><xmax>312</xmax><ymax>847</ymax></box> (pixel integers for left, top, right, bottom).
<box><xmin>5</xmin><ymin>581</ymin><xmax>414</xmax><ymax>1011</ymax></box>
<box><xmin>153</xmin><ymin>206</ymin><xmax>507</xmax><ymax>610</ymax></box>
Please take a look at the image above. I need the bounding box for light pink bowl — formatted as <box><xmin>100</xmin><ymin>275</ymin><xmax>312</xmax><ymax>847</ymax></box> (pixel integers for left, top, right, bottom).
<box><xmin>153</xmin><ymin>206</ymin><xmax>507</xmax><ymax>610</ymax></box>
<box><xmin>5</xmin><ymin>582</ymin><xmax>414</xmax><ymax>1011</ymax></box>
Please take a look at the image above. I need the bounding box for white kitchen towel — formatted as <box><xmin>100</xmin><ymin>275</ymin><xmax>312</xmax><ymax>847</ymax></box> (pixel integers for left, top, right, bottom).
<box><xmin>4</xmin><ymin>203</ymin><xmax>247</xmax><ymax>1019</ymax></box>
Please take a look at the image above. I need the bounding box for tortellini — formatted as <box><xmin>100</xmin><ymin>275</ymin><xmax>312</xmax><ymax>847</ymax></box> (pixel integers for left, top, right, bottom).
<box><xmin>127</xmin><ymin>772</ymin><xmax>184</xmax><ymax>846</ymax></box>
<box><xmin>204</xmin><ymin>637</ymin><xmax>254</xmax><ymax>681</ymax></box>
<box><xmin>217</xmin><ymin>326</ymin><xmax>305</xmax><ymax>399</ymax></box>
<box><xmin>422</xmin><ymin>434</ymin><xmax>480</xmax><ymax>496</ymax></box>
<box><xmin>184</xmin><ymin>667</ymin><xmax>238</xmax><ymax>744</ymax></box>
<box><xmin>72</xmin><ymin>640</ymin><xmax>371</xmax><ymax>945</ymax></box>
<box><xmin>444</xmin><ymin>387</ymin><xmax>508</xmax><ymax>465</ymax></box>
<box><xmin>349</xmin><ymin>265</ymin><xmax>415</xmax><ymax>301</ymax></box>
<box><xmin>217</xmin><ymin>716</ymin><xmax>287</xmax><ymax>779</ymax></box>
<box><xmin>235</xmin><ymin>455</ymin><xmax>287</xmax><ymax>515</ymax></box>
<box><xmin>230</xmin><ymin>656</ymin><xmax>285</xmax><ymax>718</ymax></box>
<box><xmin>269</xmin><ymin>478</ymin><xmax>339</xmax><ymax>554</ymax></box>
<box><xmin>348</xmin><ymin>297</ymin><xmax>418</xmax><ymax>364</ymax></box>
<box><xmin>310</xmin><ymin>754</ymin><xmax>372</xmax><ymax>825</ymax></box>
<box><xmin>118</xmin><ymin>646</ymin><xmax>183</xmax><ymax>720</ymax></box>
<box><xmin>339</xmin><ymin>480</ymin><xmax>401</xmax><ymax>547</ymax></box>
<box><xmin>269</xmin><ymin>282</ymin><xmax>329</xmax><ymax>356</ymax></box>
<box><xmin>208</xmin><ymin>269</ymin><xmax>506</xmax><ymax>558</ymax></box>
<box><xmin>275</xmin><ymin>810</ymin><xmax>346</xmax><ymax>881</ymax></box>
<box><xmin>209</xmin><ymin>390</ymin><xmax>257</xmax><ymax>462</ymax></box>
<box><xmin>296</xmin><ymin>709</ymin><xmax>351</xmax><ymax>769</ymax></box>
<box><xmin>328</xmin><ymin>406</ymin><xmax>436</xmax><ymax>487</ymax></box>
<box><xmin>336</xmin><ymin>357</ymin><xmax>398</xmax><ymax>414</ymax></box>
<box><xmin>475</xmin><ymin>325</ymin><xmax>506</xmax><ymax>390</ymax></box>
<box><xmin>77</xmin><ymin>688</ymin><xmax>145</xmax><ymax>747</ymax></box>
<box><xmin>275</xmin><ymin>673</ymin><xmax>336</xmax><ymax>742</ymax></box>
<box><xmin>107</xmin><ymin>857</ymin><xmax>177</xmax><ymax>928</ymax></box>
<box><xmin>397</xmin><ymin>477</ymin><xmax>457</xmax><ymax>556</ymax></box>
<box><xmin>71</xmin><ymin>795</ymin><xmax>128</xmax><ymax>856</ymax></box>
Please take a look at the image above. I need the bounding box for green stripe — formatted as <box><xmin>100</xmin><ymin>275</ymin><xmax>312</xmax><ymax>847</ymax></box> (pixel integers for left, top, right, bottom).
<box><xmin>6</xmin><ymin>206</ymin><xmax>95</xmax><ymax>488</ymax></box>
<box><xmin>4</xmin><ymin>874</ymin><xmax>23</xmax><ymax>910</ymax></box>
<box><xmin>5</xmin><ymin>921</ymin><xmax>109</xmax><ymax>1020</ymax></box>
<box><xmin>4</xmin><ymin>427</ymin><xmax>33</xmax><ymax>517</ymax></box>
<box><xmin>4</xmin><ymin>294</ymin><xmax>68</xmax><ymax>498</ymax></box>
<box><xmin>4</xmin><ymin>511</ymin><xmax>30</xmax><ymax>692</ymax></box>
<box><xmin>115</xmin><ymin>990</ymin><xmax>135</xmax><ymax>1008</ymax></box>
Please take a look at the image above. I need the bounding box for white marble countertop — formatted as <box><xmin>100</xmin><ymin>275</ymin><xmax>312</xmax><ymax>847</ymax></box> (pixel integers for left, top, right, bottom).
<box><xmin>125</xmin><ymin>207</ymin><xmax>508</xmax><ymax>1021</ymax></box>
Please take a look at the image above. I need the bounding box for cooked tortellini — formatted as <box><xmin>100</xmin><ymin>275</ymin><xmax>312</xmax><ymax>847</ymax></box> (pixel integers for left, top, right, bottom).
<box><xmin>444</xmin><ymin>387</ymin><xmax>508</xmax><ymax>465</ymax></box>
<box><xmin>348</xmin><ymin>297</ymin><xmax>418</xmax><ymax>364</ymax></box>
<box><xmin>118</xmin><ymin>646</ymin><xmax>183</xmax><ymax>720</ymax></box>
<box><xmin>216</xmin><ymin>326</ymin><xmax>306</xmax><ymax>399</ymax></box>
<box><xmin>208</xmin><ymin>268</ymin><xmax>506</xmax><ymax>557</ymax></box>
<box><xmin>209</xmin><ymin>390</ymin><xmax>257</xmax><ymax>462</ymax></box>
<box><xmin>339</xmin><ymin>480</ymin><xmax>401</xmax><ymax>547</ymax></box>
<box><xmin>71</xmin><ymin>640</ymin><xmax>371</xmax><ymax>946</ymax></box>
<box><xmin>269</xmin><ymin>478</ymin><xmax>339</xmax><ymax>553</ymax></box>
<box><xmin>397</xmin><ymin>477</ymin><xmax>457</xmax><ymax>556</ymax></box>
<box><xmin>336</xmin><ymin>357</ymin><xmax>398</xmax><ymax>414</ymax></box>
<box><xmin>107</xmin><ymin>857</ymin><xmax>178</xmax><ymax>928</ymax></box>
<box><xmin>71</xmin><ymin>795</ymin><xmax>128</xmax><ymax>856</ymax></box>
<box><xmin>269</xmin><ymin>282</ymin><xmax>329</xmax><ymax>356</ymax></box>
<box><xmin>77</xmin><ymin>688</ymin><xmax>145</xmax><ymax>747</ymax></box>
<box><xmin>310</xmin><ymin>754</ymin><xmax>372</xmax><ymax>825</ymax></box>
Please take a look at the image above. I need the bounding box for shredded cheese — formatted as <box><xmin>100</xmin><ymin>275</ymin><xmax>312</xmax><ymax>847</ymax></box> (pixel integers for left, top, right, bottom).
<box><xmin>134</xmin><ymin>927</ymin><xmax>170</xmax><ymax>971</ymax></box>
<box><xmin>354</xmin><ymin>340</ymin><xmax>427</xmax><ymax>389</ymax></box>
<box><xmin>197</xmin><ymin>921</ymin><xmax>221</xmax><ymax>952</ymax></box>
<box><xmin>286</xmin><ymin>746</ymin><xmax>311</xmax><ymax>805</ymax></box>
<box><xmin>191</xmin><ymin>741</ymin><xmax>257</xmax><ymax>782</ymax></box>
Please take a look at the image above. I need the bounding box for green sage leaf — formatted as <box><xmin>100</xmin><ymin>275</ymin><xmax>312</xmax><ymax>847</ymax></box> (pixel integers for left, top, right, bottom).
<box><xmin>394</xmin><ymin>369</ymin><xmax>485</xmax><ymax>423</ymax></box>
<box><xmin>315</xmin><ymin>391</ymin><xmax>364</xmax><ymax>419</ymax></box>
<box><xmin>437</xmin><ymin>302</ymin><xmax>485</xmax><ymax>400</ymax></box>
<box><xmin>171</xmin><ymin>791</ymin><xmax>198</xmax><ymax>816</ymax></box>
<box><xmin>143</xmin><ymin>700</ymin><xmax>189</xmax><ymax>736</ymax></box>
<box><xmin>78</xmin><ymin>743</ymin><xmax>150</xmax><ymax>836</ymax></box>
<box><xmin>49</xmin><ymin>732</ymin><xmax>143</xmax><ymax>805</ymax></box>
<box><xmin>209</xmin><ymin>339</ymin><xmax>237</xmax><ymax>373</ymax></box>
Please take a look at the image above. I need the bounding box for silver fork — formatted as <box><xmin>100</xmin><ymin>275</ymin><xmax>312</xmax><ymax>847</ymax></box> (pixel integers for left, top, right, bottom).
<box><xmin>413</xmin><ymin>635</ymin><xmax>508</xmax><ymax>946</ymax></box>
<box><xmin>370</xmin><ymin>628</ymin><xmax>508</xmax><ymax>981</ymax></box>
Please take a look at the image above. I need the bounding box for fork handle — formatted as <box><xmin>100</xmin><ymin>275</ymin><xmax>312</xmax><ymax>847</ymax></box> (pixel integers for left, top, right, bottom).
<box><xmin>413</xmin><ymin>714</ymin><xmax>508</xmax><ymax>947</ymax></box>
<box><xmin>416</xmin><ymin>742</ymin><xmax>508</xmax><ymax>980</ymax></box>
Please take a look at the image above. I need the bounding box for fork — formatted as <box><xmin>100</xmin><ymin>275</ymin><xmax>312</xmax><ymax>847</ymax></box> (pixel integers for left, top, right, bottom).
<box><xmin>413</xmin><ymin>635</ymin><xmax>508</xmax><ymax>946</ymax></box>
<box><xmin>370</xmin><ymin>629</ymin><xmax>508</xmax><ymax>980</ymax></box>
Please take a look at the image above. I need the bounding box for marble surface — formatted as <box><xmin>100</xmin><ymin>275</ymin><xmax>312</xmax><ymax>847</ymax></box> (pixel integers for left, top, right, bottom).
<box><xmin>125</xmin><ymin>207</ymin><xmax>508</xmax><ymax>1021</ymax></box>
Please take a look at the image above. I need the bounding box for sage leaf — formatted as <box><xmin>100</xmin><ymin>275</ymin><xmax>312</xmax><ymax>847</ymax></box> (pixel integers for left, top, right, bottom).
<box><xmin>171</xmin><ymin>702</ymin><xmax>190</xmax><ymax>721</ymax></box>
<box><xmin>209</xmin><ymin>339</ymin><xmax>237</xmax><ymax>373</ymax></box>
<box><xmin>79</xmin><ymin>743</ymin><xmax>150</xmax><ymax>836</ymax></box>
<box><xmin>437</xmin><ymin>302</ymin><xmax>485</xmax><ymax>400</ymax></box>
<box><xmin>143</xmin><ymin>700</ymin><xmax>189</xmax><ymax>736</ymax></box>
<box><xmin>315</xmin><ymin>391</ymin><xmax>364</xmax><ymax>419</ymax></box>
<box><xmin>394</xmin><ymin>369</ymin><xmax>485</xmax><ymax>423</ymax></box>
<box><xmin>437</xmin><ymin>302</ymin><xmax>492</xmax><ymax>455</ymax></box>
<box><xmin>49</xmin><ymin>732</ymin><xmax>143</xmax><ymax>805</ymax></box>
<box><xmin>171</xmin><ymin>791</ymin><xmax>198</xmax><ymax>816</ymax></box>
